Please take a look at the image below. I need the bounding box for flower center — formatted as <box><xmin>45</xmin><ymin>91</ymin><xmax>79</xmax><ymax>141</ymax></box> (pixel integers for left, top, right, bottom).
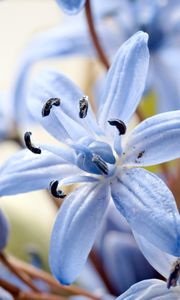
<box><xmin>73</xmin><ymin>139</ymin><xmax>116</xmax><ymax>176</ymax></box>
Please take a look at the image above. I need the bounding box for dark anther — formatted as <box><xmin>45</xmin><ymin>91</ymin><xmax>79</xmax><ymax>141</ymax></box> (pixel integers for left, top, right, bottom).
<box><xmin>50</xmin><ymin>180</ymin><xmax>66</xmax><ymax>198</ymax></box>
<box><xmin>167</xmin><ymin>259</ymin><xmax>180</xmax><ymax>289</ymax></box>
<box><xmin>42</xmin><ymin>98</ymin><xmax>61</xmax><ymax>117</ymax></box>
<box><xmin>79</xmin><ymin>96</ymin><xmax>88</xmax><ymax>118</ymax></box>
<box><xmin>92</xmin><ymin>154</ymin><xmax>108</xmax><ymax>175</ymax></box>
<box><xmin>24</xmin><ymin>132</ymin><xmax>41</xmax><ymax>154</ymax></box>
<box><xmin>108</xmin><ymin>119</ymin><xmax>126</xmax><ymax>135</ymax></box>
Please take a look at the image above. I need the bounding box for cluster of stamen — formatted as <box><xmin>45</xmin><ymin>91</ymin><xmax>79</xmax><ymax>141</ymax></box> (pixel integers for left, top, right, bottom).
<box><xmin>24</xmin><ymin>95</ymin><xmax>120</xmax><ymax>181</ymax></box>
<box><xmin>49</xmin><ymin>180</ymin><xmax>66</xmax><ymax>198</ymax></box>
<box><xmin>167</xmin><ymin>259</ymin><xmax>180</xmax><ymax>289</ymax></box>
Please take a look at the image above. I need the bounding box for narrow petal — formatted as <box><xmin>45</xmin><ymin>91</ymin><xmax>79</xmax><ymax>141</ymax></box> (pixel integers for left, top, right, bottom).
<box><xmin>111</xmin><ymin>167</ymin><xmax>180</xmax><ymax>256</ymax></box>
<box><xmin>49</xmin><ymin>183</ymin><xmax>110</xmax><ymax>284</ymax></box>
<box><xmin>116</xmin><ymin>279</ymin><xmax>180</xmax><ymax>300</ymax></box>
<box><xmin>98</xmin><ymin>31</ymin><xmax>149</xmax><ymax>130</ymax></box>
<box><xmin>27</xmin><ymin>70</ymin><xmax>101</xmax><ymax>142</ymax></box>
<box><xmin>133</xmin><ymin>231</ymin><xmax>178</xmax><ymax>281</ymax></box>
<box><xmin>0</xmin><ymin>149</ymin><xmax>80</xmax><ymax>195</ymax></box>
<box><xmin>0</xmin><ymin>210</ymin><xmax>10</xmax><ymax>251</ymax></box>
<box><xmin>123</xmin><ymin>110</ymin><xmax>180</xmax><ymax>166</ymax></box>
<box><xmin>56</xmin><ymin>0</ymin><xmax>86</xmax><ymax>14</ymax></box>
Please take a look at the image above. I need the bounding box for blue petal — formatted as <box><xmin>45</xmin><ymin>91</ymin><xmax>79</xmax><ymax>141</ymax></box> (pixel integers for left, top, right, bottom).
<box><xmin>27</xmin><ymin>70</ymin><xmax>100</xmax><ymax>142</ymax></box>
<box><xmin>56</xmin><ymin>0</ymin><xmax>86</xmax><ymax>14</ymax></box>
<box><xmin>0</xmin><ymin>149</ymin><xmax>79</xmax><ymax>195</ymax></box>
<box><xmin>49</xmin><ymin>183</ymin><xmax>110</xmax><ymax>284</ymax></box>
<box><xmin>102</xmin><ymin>231</ymin><xmax>155</xmax><ymax>294</ymax></box>
<box><xmin>98</xmin><ymin>31</ymin><xmax>149</xmax><ymax>130</ymax></box>
<box><xmin>0</xmin><ymin>210</ymin><xmax>9</xmax><ymax>251</ymax></box>
<box><xmin>123</xmin><ymin>110</ymin><xmax>180</xmax><ymax>167</ymax></box>
<box><xmin>116</xmin><ymin>279</ymin><xmax>180</xmax><ymax>300</ymax></box>
<box><xmin>133</xmin><ymin>231</ymin><xmax>178</xmax><ymax>281</ymax></box>
<box><xmin>111</xmin><ymin>167</ymin><xmax>180</xmax><ymax>256</ymax></box>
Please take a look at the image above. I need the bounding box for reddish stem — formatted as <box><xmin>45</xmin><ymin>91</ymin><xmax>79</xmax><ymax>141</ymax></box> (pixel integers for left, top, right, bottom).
<box><xmin>85</xmin><ymin>0</ymin><xmax>109</xmax><ymax>69</ymax></box>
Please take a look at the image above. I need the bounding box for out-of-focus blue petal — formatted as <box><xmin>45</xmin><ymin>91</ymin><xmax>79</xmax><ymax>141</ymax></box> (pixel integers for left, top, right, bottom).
<box><xmin>27</xmin><ymin>70</ymin><xmax>100</xmax><ymax>142</ymax></box>
<box><xmin>0</xmin><ymin>210</ymin><xmax>9</xmax><ymax>251</ymax></box>
<box><xmin>56</xmin><ymin>0</ymin><xmax>86</xmax><ymax>14</ymax></box>
<box><xmin>133</xmin><ymin>231</ymin><xmax>178</xmax><ymax>281</ymax></box>
<box><xmin>123</xmin><ymin>110</ymin><xmax>180</xmax><ymax>167</ymax></box>
<box><xmin>49</xmin><ymin>183</ymin><xmax>110</xmax><ymax>285</ymax></box>
<box><xmin>0</xmin><ymin>287</ymin><xmax>14</xmax><ymax>300</ymax></box>
<box><xmin>152</xmin><ymin>50</ymin><xmax>180</xmax><ymax>113</ymax></box>
<box><xmin>0</xmin><ymin>149</ymin><xmax>79</xmax><ymax>195</ymax></box>
<box><xmin>111</xmin><ymin>167</ymin><xmax>180</xmax><ymax>256</ymax></box>
<box><xmin>116</xmin><ymin>279</ymin><xmax>180</xmax><ymax>300</ymax></box>
<box><xmin>102</xmin><ymin>231</ymin><xmax>155</xmax><ymax>294</ymax></box>
<box><xmin>98</xmin><ymin>31</ymin><xmax>149</xmax><ymax>130</ymax></box>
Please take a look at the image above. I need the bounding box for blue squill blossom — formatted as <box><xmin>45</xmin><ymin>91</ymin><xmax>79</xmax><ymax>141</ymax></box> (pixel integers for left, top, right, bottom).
<box><xmin>1</xmin><ymin>32</ymin><xmax>180</xmax><ymax>285</ymax></box>
<box><xmin>0</xmin><ymin>209</ymin><xmax>10</xmax><ymax>251</ymax></box>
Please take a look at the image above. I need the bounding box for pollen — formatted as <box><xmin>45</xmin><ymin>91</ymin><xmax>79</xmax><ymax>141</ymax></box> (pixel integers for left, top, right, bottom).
<box><xmin>42</xmin><ymin>98</ymin><xmax>61</xmax><ymax>117</ymax></box>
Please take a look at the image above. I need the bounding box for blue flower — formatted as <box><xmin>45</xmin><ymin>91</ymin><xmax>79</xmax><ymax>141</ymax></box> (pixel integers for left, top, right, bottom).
<box><xmin>0</xmin><ymin>210</ymin><xmax>10</xmax><ymax>251</ymax></box>
<box><xmin>1</xmin><ymin>32</ymin><xmax>180</xmax><ymax>285</ymax></box>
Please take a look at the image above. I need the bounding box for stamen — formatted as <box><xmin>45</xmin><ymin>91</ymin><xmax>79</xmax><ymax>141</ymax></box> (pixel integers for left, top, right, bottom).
<box><xmin>108</xmin><ymin>119</ymin><xmax>126</xmax><ymax>135</ymax></box>
<box><xmin>42</xmin><ymin>98</ymin><xmax>61</xmax><ymax>117</ymax></box>
<box><xmin>79</xmin><ymin>96</ymin><xmax>88</xmax><ymax>118</ymax></box>
<box><xmin>24</xmin><ymin>132</ymin><xmax>41</xmax><ymax>154</ymax></box>
<box><xmin>49</xmin><ymin>180</ymin><xmax>66</xmax><ymax>198</ymax></box>
<box><xmin>92</xmin><ymin>154</ymin><xmax>108</xmax><ymax>175</ymax></box>
<box><xmin>167</xmin><ymin>259</ymin><xmax>180</xmax><ymax>289</ymax></box>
